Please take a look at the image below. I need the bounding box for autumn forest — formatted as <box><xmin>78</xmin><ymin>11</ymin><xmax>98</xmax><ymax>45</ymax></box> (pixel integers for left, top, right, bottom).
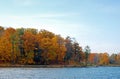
<box><xmin>0</xmin><ymin>26</ymin><xmax>120</xmax><ymax>66</ymax></box>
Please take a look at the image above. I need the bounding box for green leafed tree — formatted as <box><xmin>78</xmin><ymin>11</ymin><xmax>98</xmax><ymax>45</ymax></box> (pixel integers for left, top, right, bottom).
<box><xmin>64</xmin><ymin>36</ymin><xmax>73</xmax><ymax>64</ymax></box>
<box><xmin>84</xmin><ymin>45</ymin><xmax>91</xmax><ymax>66</ymax></box>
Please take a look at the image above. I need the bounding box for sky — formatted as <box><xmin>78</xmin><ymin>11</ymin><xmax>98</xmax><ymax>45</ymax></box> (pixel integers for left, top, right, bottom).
<box><xmin>0</xmin><ymin>0</ymin><xmax>120</xmax><ymax>54</ymax></box>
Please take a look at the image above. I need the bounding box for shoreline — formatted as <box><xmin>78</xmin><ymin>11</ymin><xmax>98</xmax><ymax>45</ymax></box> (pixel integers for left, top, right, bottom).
<box><xmin>0</xmin><ymin>64</ymin><xmax>120</xmax><ymax>68</ymax></box>
<box><xmin>0</xmin><ymin>65</ymin><xmax>85</xmax><ymax>68</ymax></box>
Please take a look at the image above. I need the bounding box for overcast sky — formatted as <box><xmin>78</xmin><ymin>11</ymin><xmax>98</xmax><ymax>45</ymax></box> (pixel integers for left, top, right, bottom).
<box><xmin>0</xmin><ymin>0</ymin><xmax>120</xmax><ymax>54</ymax></box>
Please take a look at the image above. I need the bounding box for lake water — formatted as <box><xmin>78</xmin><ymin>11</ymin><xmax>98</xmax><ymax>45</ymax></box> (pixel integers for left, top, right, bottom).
<box><xmin>0</xmin><ymin>67</ymin><xmax>120</xmax><ymax>79</ymax></box>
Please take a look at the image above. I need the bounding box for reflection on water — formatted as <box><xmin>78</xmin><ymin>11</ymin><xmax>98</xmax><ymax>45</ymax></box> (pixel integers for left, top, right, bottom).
<box><xmin>0</xmin><ymin>67</ymin><xmax>120</xmax><ymax>79</ymax></box>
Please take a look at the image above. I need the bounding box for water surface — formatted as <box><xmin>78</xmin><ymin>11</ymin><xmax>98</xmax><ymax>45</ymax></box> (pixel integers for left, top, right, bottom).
<box><xmin>0</xmin><ymin>67</ymin><xmax>120</xmax><ymax>79</ymax></box>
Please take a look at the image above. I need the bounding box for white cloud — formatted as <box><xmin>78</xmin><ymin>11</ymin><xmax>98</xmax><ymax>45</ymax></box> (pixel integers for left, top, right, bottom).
<box><xmin>0</xmin><ymin>12</ymin><xmax>80</xmax><ymax>29</ymax></box>
<box><xmin>0</xmin><ymin>13</ymin><xmax>89</xmax><ymax>36</ymax></box>
<box><xmin>0</xmin><ymin>12</ymin><xmax>78</xmax><ymax>19</ymax></box>
<box><xmin>90</xmin><ymin>43</ymin><xmax>120</xmax><ymax>54</ymax></box>
<box><xmin>0</xmin><ymin>13</ymin><xmax>95</xmax><ymax>40</ymax></box>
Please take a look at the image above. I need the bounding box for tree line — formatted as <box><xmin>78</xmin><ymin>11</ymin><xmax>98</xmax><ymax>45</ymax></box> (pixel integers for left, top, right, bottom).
<box><xmin>0</xmin><ymin>26</ymin><xmax>120</xmax><ymax>66</ymax></box>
